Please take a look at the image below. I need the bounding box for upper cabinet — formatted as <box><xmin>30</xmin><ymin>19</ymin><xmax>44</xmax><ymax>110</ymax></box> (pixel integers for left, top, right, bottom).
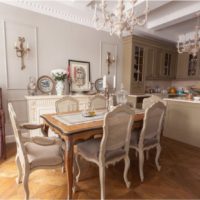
<box><xmin>176</xmin><ymin>52</ymin><xmax>200</xmax><ymax>80</ymax></box>
<box><xmin>122</xmin><ymin>35</ymin><xmax>177</xmax><ymax>94</ymax></box>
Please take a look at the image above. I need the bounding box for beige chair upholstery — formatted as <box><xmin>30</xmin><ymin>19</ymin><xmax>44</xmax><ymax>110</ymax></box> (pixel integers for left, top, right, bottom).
<box><xmin>142</xmin><ymin>95</ymin><xmax>166</xmax><ymax>110</ymax></box>
<box><xmin>55</xmin><ymin>96</ymin><xmax>79</xmax><ymax>113</ymax></box>
<box><xmin>130</xmin><ymin>102</ymin><xmax>166</xmax><ymax>182</ymax></box>
<box><xmin>8</xmin><ymin>103</ymin><xmax>64</xmax><ymax>200</ymax></box>
<box><xmin>75</xmin><ymin>105</ymin><xmax>135</xmax><ymax>200</ymax></box>
<box><xmin>90</xmin><ymin>94</ymin><xmax>106</xmax><ymax>110</ymax></box>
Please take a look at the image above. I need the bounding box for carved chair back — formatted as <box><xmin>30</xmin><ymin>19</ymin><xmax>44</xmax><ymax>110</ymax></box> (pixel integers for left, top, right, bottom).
<box><xmin>139</xmin><ymin>102</ymin><xmax>166</xmax><ymax>148</ymax></box>
<box><xmin>100</xmin><ymin>105</ymin><xmax>134</xmax><ymax>161</ymax></box>
<box><xmin>142</xmin><ymin>95</ymin><xmax>166</xmax><ymax>110</ymax></box>
<box><xmin>55</xmin><ymin>96</ymin><xmax>79</xmax><ymax>113</ymax></box>
<box><xmin>8</xmin><ymin>103</ymin><xmax>28</xmax><ymax>168</ymax></box>
<box><xmin>90</xmin><ymin>94</ymin><xmax>106</xmax><ymax>110</ymax></box>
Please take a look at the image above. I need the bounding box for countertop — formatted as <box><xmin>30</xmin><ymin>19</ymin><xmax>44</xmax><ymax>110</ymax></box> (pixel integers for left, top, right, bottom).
<box><xmin>164</xmin><ymin>97</ymin><xmax>200</xmax><ymax>104</ymax></box>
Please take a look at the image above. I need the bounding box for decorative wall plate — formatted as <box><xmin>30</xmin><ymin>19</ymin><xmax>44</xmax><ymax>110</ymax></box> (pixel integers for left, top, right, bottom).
<box><xmin>95</xmin><ymin>78</ymin><xmax>104</xmax><ymax>92</ymax></box>
<box><xmin>37</xmin><ymin>76</ymin><xmax>54</xmax><ymax>94</ymax></box>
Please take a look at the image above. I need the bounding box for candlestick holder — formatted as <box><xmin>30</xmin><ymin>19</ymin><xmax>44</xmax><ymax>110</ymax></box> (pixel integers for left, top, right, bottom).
<box><xmin>106</xmin><ymin>52</ymin><xmax>115</xmax><ymax>75</ymax></box>
<box><xmin>14</xmin><ymin>37</ymin><xmax>30</xmax><ymax>70</ymax></box>
<box><xmin>104</xmin><ymin>87</ymin><xmax>110</xmax><ymax>111</ymax></box>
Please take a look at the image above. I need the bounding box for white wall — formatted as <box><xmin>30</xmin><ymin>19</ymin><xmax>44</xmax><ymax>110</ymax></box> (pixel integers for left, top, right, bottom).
<box><xmin>0</xmin><ymin>3</ymin><xmax>122</xmax><ymax>140</ymax></box>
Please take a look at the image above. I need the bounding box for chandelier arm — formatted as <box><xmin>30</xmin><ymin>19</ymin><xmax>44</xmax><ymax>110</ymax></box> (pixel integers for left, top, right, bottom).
<box><xmin>177</xmin><ymin>42</ymin><xmax>184</xmax><ymax>54</ymax></box>
<box><xmin>136</xmin><ymin>0</ymin><xmax>149</xmax><ymax>26</ymax></box>
<box><xmin>92</xmin><ymin>0</ymin><xmax>148</xmax><ymax>37</ymax></box>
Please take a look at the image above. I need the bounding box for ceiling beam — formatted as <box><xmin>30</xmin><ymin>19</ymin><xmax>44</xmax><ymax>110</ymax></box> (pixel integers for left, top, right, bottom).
<box><xmin>147</xmin><ymin>1</ymin><xmax>200</xmax><ymax>31</ymax></box>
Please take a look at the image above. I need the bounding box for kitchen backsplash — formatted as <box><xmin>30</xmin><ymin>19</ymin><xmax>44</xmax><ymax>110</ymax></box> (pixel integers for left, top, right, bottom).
<box><xmin>146</xmin><ymin>80</ymin><xmax>200</xmax><ymax>90</ymax></box>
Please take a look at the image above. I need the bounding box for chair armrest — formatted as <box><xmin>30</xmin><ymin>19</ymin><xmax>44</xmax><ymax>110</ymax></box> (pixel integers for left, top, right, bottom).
<box><xmin>20</xmin><ymin>123</ymin><xmax>44</xmax><ymax>130</ymax></box>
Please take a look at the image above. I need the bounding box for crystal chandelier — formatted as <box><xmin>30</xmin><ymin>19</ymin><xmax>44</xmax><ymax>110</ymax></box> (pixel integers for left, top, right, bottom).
<box><xmin>177</xmin><ymin>12</ymin><xmax>200</xmax><ymax>57</ymax></box>
<box><xmin>92</xmin><ymin>0</ymin><xmax>149</xmax><ymax>37</ymax></box>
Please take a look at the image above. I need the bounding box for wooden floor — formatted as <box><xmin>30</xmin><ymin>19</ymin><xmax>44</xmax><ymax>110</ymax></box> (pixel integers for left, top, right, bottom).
<box><xmin>0</xmin><ymin>137</ymin><xmax>200</xmax><ymax>199</ymax></box>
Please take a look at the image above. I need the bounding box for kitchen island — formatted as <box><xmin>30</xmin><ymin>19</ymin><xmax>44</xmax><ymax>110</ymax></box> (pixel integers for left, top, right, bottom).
<box><xmin>163</xmin><ymin>97</ymin><xmax>200</xmax><ymax>148</ymax></box>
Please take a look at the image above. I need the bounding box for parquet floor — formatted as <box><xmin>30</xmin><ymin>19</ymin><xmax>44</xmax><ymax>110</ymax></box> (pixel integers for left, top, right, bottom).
<box><xmin>0</xmin><ymin>137</ymin><xmax>200</xmax><ymax>199</ymax></box>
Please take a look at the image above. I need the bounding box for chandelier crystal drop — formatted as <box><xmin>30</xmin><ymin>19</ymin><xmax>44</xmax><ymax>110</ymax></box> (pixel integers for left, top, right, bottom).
<box><xmin>177</xmin><ymin>12</ymin><xmax>200</xmax><ymax>57</ymax></box>
<box><xmin>92</xmin><ymin>0</ymin><xmax>149</xmax><ymax>37</ymax></box>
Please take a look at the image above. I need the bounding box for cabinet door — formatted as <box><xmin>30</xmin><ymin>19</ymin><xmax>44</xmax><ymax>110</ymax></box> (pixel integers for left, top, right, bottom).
<box><xmin>187</xmin><ymin>53</ymin><xmax>199</xmax><ymax>78</ymax></box>
<box><xmin>176</xmin><ymin>53</ymin><xmax>189</xmax><ymax>79</ymax></box>
<box><xmin>160</xmin><ymin>51</ymin><xmax>172</xmax><ymax>79</ymax></box>
<box><xmin>170</xmin><ymin>52</ymin><xmax>177</xmax><ymax>79</ymax></box>
<box><xmin>155</xmin><ymin>48</ymin><xmax>163</xmax><ymax>79</ymax></box>
<box><xmin>131</xmin><ymin>44</ymin><xmax>145</xmax><ymax>94</ymax></box>
<box><xmin>146</xmin><ymin>48</ymin><xmax>156</xmax><ymax>80</ymax></box>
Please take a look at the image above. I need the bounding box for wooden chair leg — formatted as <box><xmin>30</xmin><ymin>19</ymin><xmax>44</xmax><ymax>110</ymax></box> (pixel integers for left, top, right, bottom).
<box><xmin>139</xmin><ymin>150</ymin><xmax>144</xmax><ymax>182</ymax></box>
<box><xmin>99</xmin><ymin>164</ymin><xmax>105</xmax><ymax>200</ymax></box>
<box><xmin>23</xmin><ymin>168</ymin><xmax>30</xmax><ymax>200</ymax></box>
<box><xmin>15</xmin><ymin>155</ymin><xmax>23</xmax><ymax>184</ymax></box>
<box><xmin>124</xmin><ymin>156</ymin><xmax>131</xmax><ymax>188</ymax></box>
<box><xmin>155</xmin><ymin>144</ymin><xmax>161</xmax><ymax>171</ymax></box>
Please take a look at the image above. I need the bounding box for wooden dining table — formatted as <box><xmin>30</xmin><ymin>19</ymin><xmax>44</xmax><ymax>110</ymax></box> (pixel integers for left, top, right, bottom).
<box><xmin>41</xmin><ymin>109</ymin><xmax>144</xmax><ymax>200</ymax></box>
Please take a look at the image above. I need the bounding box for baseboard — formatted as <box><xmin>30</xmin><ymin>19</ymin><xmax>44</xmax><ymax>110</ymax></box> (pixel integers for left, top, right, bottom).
<box><xmin>6</xmin><ymin>135</ymin><xmax>15</xmax><ymax>144</ymax></box>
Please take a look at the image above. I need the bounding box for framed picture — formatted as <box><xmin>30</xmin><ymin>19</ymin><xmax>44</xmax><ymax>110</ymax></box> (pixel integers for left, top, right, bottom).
<box><xmin>68</xmin><ymin>60</ymin><xmax>90</xmax><ymax>92</ymax></box>
<box><xmin>37</xmin><ymin>75</ymin><xmax>55</xmax><ymax>94</ymax></box>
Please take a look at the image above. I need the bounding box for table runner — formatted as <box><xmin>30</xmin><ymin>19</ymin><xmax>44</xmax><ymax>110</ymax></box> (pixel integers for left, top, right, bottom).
<box><xmin>53</xmin><ymin>111</ymin><xmax>106</xmax><ymax>125</ymax></box>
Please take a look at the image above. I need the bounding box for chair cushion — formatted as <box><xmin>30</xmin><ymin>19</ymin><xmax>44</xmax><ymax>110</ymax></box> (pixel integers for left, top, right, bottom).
<box><xmin>32</xmin><ymin>136</ymin><xmax>55</xmax><ymax>146</ymax></box>
<box><xmin>24</xmin><ymin>142</ymin><xmax>63</xmax><ymax>169</ymax></box>
<box><xmin>130</xmin><ymin>130</ymin><xmax>158</xmax><ymax>147</ymax></box>
<box><xmin>77</xmin><ymin>138</ymin><xmax>126</xmax><ymax>163</ymax></box>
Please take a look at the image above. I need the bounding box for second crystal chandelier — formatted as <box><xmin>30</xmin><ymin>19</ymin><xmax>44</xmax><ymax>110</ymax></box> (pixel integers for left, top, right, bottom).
<box><xmin>93</xmin><ymin>0</ymin><xmax>149</xmax><ymax>37</ymax></box>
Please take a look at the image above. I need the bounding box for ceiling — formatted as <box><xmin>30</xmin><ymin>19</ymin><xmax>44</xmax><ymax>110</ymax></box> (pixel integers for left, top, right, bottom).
<box><xmin>1</xmin><ymin>0</ymin><xmax>200</xmax><ymax>43</ymax></box>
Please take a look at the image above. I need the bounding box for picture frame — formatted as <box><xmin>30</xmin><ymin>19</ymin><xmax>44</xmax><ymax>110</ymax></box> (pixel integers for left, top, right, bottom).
<box><xmin>68</xmin><ymin>60</ymin><xmax>90</xmax><ymax>92</ymax></box>
<box><xmin>37</xmin><ymin>75</ymin><xmax>55</xmax><ymax>94</ymax></box>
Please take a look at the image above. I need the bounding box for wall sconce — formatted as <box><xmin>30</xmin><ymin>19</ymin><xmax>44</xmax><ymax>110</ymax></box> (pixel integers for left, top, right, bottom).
<box><xmin>14</xmin><ymin>37</ymin><xmax>30</xmax><ymax>70</ymax></box>
<box><xmin>106</xmin><ymin>51</ymin><xmax>115</xmax><ymax>75</ymax></box>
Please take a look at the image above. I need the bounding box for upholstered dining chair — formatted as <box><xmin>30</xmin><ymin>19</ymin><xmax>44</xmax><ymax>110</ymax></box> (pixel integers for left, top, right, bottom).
<box><xmin>142</xmin><ymin>95</ymin><xmax>166</xmax><ymax>110</ymax></box>
<box><xmin>75</xmin><ymin>105</ymin><xmax>135</xmax><ymax>200</ymax></box>
<box><xmin>130</xmin><ymin>101</ymin><xmax>166</xmax><ymax>182</ymax></box>
<box><xmin>8</xmin><ymin>103</ymin><xmax>64</xmax><ymax>200</ymax></box>
<box><xmin>55</xmin><ymin>96</ymin><xmax>79</xmax><ymax>113</ymax></box>
<box><xmin>90</xmin><ymin>94</ymin><xmax>106</xmax><ymax>110</ymax></box>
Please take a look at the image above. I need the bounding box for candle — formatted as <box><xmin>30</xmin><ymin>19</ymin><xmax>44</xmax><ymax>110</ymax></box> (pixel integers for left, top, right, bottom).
<box><xmin>14</xmin><ymin>42</ymin><xmax>17</xmax><ymax>48</ymax></box>
<box><xmin>103</xmin><ymin>75</ymin><xmax>107</xmax><ymax>89</ymax></box>
<box><xmin>112</xmin><ymin>56</ymin><xmax>115</xmax><ymax>62</ymax></box>
<box><xmin>26</xmin><ymin>42</ymin><xmax>29</xmax><ymax>49</ymax></box>
<box><xmin>113</xmin><ymin>75</ymin><xmax>116</xmax><ymax>89</ymax></box>
<box><xmin>74</xmin><ymin>67</ymin><xmax>76</xmax><ymax>79</ymax></box>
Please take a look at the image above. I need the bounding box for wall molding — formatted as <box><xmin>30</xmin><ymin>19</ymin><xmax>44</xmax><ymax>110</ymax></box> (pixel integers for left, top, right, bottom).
<box><xmin>4</xmin><ymin>20</ymin><xmax>39</xmax><ymax>90</ymax></box>
<box><xmin>1</xmin><ymin>1</ymin><xmax>94</xmax><ymax>29</ymax></box>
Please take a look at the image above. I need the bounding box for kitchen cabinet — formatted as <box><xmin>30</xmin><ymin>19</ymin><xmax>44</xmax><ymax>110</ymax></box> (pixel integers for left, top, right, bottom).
<box><xmin>176</xmin><ymin>52</ymin><xmax>200</xmax><ymax>80</ymax></box>
<box><xmin>132</xmin><ymin>43</ymin><xmax>146</xmax><ymax>94</ymax></box>
<box><xmin>123</xmin><ymin>37</ymin><xmax>146</xmax><ymax>94</ymax></box>
<box><xmin>123</xmin><ymin>35</ymin><xmax>177</xmax><ymax>94</ymax></box>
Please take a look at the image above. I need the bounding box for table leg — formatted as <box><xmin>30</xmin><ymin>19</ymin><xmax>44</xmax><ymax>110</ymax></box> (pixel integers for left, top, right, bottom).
<box><xmin>65</xmin><ymin>138</ymin><xmax>73</xmax><ymax>200</ymax></box>
<box><xmin>41</xmin><ymin>124</ymin><xmax>49</xmax><ymax>137</ymax></box>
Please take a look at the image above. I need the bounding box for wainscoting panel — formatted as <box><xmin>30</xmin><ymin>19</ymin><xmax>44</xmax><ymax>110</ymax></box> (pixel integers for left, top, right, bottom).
<box><xmin>4</xmin><ymin>20</ymin><xmax>38</xmax><ymax>90</ymax></box>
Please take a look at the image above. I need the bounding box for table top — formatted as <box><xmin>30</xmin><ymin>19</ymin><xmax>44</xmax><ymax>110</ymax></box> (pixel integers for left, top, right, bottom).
<box><xmin>41</xmin><ymin>109</ymin><xmax>145</xmax><ymax>135</ymax></box>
